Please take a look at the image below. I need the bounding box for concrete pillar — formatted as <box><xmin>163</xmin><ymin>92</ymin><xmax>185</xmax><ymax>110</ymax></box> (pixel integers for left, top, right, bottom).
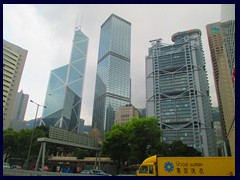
<box><xmin>41</xmin><ymin>142</ymin><xmax>46</xmax><ymax>170</ymax></box>
<box><xmin>35</xmin><ymin>143</ymin><xmax>43</xmax><ymax>171</ymax></box>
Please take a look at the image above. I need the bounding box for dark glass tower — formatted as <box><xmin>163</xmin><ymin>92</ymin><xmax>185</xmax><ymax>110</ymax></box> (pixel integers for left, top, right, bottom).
<box><xmin>41</xmin><ymin>27</ymin><xmax>88</xmax><ymax>132</ymax></box>
<box><xmin>92</xmin><ymin>14</ymin><xmax>131</xmax><ymax>136</ymax></box>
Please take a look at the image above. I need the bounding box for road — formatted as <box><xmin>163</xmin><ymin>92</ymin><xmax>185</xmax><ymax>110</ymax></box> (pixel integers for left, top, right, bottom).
<box><xmin>3</xmin><ymin>169</ymin><xmax>99</xmax><ymax>176</ymax></box>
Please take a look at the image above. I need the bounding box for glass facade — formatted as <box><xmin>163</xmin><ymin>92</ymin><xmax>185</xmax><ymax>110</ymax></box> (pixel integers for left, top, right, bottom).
<box><xmin>146</xmin><ymin>30</ymin><xmax>217</xmax><ymax>156</ymax></box>
<box><xmin>92</xmin><ymin>14</ymin><xmax>131</xmax><ymax>136</ymax></box>
<box><xmin>42</xmin><ymin>27</ymin><xmax>88</xmax><ymax>132</ymax></box>
<box><xmin>221</xmin><ymin>20</ymin><xmax>235</xmax><ymax>88</ymax></box>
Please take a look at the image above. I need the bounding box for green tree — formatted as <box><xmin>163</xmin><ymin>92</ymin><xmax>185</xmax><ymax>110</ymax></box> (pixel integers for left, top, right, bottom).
<box><xmin>126</xmin><ymin>117</ymin><xmax>161</xmax><ymax>164</ymax></box>
<box><xmin>3</xmin><ymin>125</ymin><xmax>50</xmax><ymax>163</ymax></box>
<box><xmin>30</xmin><ymin>126</ymin><xmax>49</xmax><ymax>159</ymax></box>
<box><xmin>102</xmin><ymin>117</ymin><xmax>161</xmax><ymax>173</ymax></box>
<box><xmin>3</xmin><ymin>128</ymin><xmax>19</xmax><ymax>162</ymax></box>
<box><xmin>17</xmin><ymin>129</ymin><xmax>32</xmax><ymax>159</ymax></box>
<box><xmin>165</xmin><ymin>140</ymin><xmax>202</xmax><ymax>157</ymax></box>
<box><xmin>102</xmin><ymin>124</ymin><xmax>130</xmax><ymax>174</ymax></box>
<box><xmin>35</xmin><ymin>125</ymin><xmax>49</xmax><ymax>137</ymax></box>
<box><xmin>102</xmin><ymin>117</ymin><xmax>202</xmax><ymax>174</ymax></box>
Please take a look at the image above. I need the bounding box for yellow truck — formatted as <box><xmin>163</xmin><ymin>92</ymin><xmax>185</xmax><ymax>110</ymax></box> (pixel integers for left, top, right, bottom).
<box><xmin>136</xmin><ymin>155</ymin><xmax>235</xmax><ymax>176</ymax></box>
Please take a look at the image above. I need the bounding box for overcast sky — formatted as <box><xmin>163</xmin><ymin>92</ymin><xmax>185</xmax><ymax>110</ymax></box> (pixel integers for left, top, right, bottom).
<box><xmin>3</xmin><ymin>4</ymin><xmax>221</xmax><ymax>125</ymax></box>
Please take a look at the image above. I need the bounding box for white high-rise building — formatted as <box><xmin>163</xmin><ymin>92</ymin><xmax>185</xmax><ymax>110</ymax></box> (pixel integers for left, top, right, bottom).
<box><xmin>3</xmin><ymin>40</ymin><xmax>28</xmax><ymax>130</ymax></box>
<box><xmin>10</xmin><ymin>90</ymin><xmax>29</xmax><ymax>131</ymax></box>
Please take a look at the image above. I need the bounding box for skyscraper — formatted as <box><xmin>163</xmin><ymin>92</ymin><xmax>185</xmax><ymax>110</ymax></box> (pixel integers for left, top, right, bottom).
<box><xmin>146</xmin><ymin>29</ymin><xmax>217</xmax><ymax>156</ymax></box>
<box><xmin>206</xmin><ymin>4</ymin><xmax>235</xmax><ymax>156</ymax></box>
<box><xmin>3</xmin><ymin>39</ymin><xmax>28</xmax><ymax>130</ymax></box>
<box><xmin>212</xmin><ymin>107</ymin><xmax>227</xmax><ymax>156</ymax></box>
<box><xmin>41</xmin><ymin>27</ymin><xmax>88</xmax><ymax>132</ymax></box>
<box><xmin>92</xmin><ymin>14</ymin><xmax>131</xmax><ymax>136</ymax></box>
<box><xmin>10</xmin><ymin>90</ymin><xmax>29</xmax><ymax>131</ymax></box>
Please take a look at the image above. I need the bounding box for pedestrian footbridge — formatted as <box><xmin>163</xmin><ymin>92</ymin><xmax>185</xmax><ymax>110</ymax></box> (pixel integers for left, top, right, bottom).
<box><xmin>35</xmin><ymin>126</ymin><xmax>101</xmax><ymax>171</ymax></box>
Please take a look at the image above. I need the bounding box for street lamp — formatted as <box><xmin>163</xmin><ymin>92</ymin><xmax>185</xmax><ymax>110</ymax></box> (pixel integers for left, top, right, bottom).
<box><xmin>146</xmin><ymin>145</ymin><xmax>151</xmax><ymax>157</ymax></box>
<box><xmin>25</xmin><ymin>100</ymin><xmax>46</xmax><ymax>170</ymax></box>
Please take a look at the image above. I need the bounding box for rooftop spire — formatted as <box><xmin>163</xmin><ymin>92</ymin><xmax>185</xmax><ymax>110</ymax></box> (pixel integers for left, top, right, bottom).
<box><xmin>75</xmin><ymin>6</ymin><xmax>85</xmax><ymax>31</ymax></box>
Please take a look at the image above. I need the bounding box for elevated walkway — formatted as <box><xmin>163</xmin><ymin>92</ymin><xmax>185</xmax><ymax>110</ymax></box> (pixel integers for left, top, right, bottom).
<box><xmin>35</xmin><ymin>126</ymin><xmax>101</xmax><ymax>171</ymax></box>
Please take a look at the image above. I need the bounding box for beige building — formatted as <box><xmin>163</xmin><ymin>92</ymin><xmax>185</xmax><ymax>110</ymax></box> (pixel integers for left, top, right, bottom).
<box><xmin>114</xmin><ymin>104</ymin><xmax>141</xmax><ymax>126</ymax></box>
<box><xmin>206</xmin><ymin>18</ymin><xmax>235</xmax><ymax>155</ymax></box>
<box><xmin>3</xmin><ymin>40</ymin><xmax>28</xmax><ymax>130</ymax></box>
<box><xmin>88</xmin><ymin>123</ymin><xmax>103</xmax><ymax>145</ymax></box>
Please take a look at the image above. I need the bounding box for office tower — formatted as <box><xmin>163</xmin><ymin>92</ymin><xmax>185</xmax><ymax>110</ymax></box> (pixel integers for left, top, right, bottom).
<box><xmin>10</xmin><ymin>90</ymin><xmax>29</xmax><ymax>131</ymax></box>
<box><xmin>212</xmin><ymin>107</ymin><xmax>227</xmax><ymax>156</ymax></box>
<box><xmin>221</xmin><ymin>4</ymin><xmax>235</xmax><ymax>156</ymax></box>
<box><xmin>146</xmin><ymin>29</ymin><xmax>217</xmax><ymax>156</ymax></box>
<box><xmin>77</xmin><ymin>118</ymin><xmax>85</xmax><ymax>134</ymax></box>
<box><xmin>221</xmin><ymin>21</ymin><xmax>235</xmax><ymax>83</ymax></box>
<box><xmin>92</xmin><ymin>14</ymin><xmax>131</xmax><ymax>136</ymax></box>
<box><xmin>3</xmin><ymin>39</ymin><xmax>28</xmax><ymax>130</ymax></box>
<box><xmin>206</xmin><ymin>4</ymin><xmax>235</xmax><ymax>156</ymax></box>
<box><xmin>114</xmin><ymin>104</ymin><xmax>141</xmax><ymax>126</ymax></box>
<box><xmin>138</xmin><ymin>108</ymin><xmax>146</xmax><ymax>118</ymax></box>
<box><xmin>83</xmin><ymin>125</ymin><xmax>92</xmax><ymax>135</ymax></box>
<box><xmin>41</xmin><ymin>27</ymin><xmax>88</xmax><ymax>132</ymax></box>
<box><xmin>24</xmin><ymin>119</ymin><xmax>35</xmax><ymax>129</ymax></box>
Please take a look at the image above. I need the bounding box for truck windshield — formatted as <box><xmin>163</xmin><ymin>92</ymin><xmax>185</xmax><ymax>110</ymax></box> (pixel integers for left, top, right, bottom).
<box><xmin>139</xmin><ymin>166</ymin><xmax>148</xmax><ymax>174</ymax></box>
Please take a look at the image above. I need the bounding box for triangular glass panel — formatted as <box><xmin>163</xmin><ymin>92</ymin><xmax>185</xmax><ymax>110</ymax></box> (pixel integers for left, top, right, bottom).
<box><xmin>68</xmin><ymin>79</ymin><xmax>83</xmax><ymax>97</ymax></box>
<box><xmin>73</xmin><ymin>31</ymin><xmax>88</xmax><ymax>43</ymax></box>
<box><xmin>48</xmin><ymin>72</ymin><xmax>65</xmax><ymax>91</ymax></box>
<box><xmin>43</xmin><ymin>87</ymin><xmax>65</xmax><ymax>118</ymax></box>
<box><xmin>52</xmin><ymin>65</ymin><xmax>68</xmax><ymax>82</ymax></box>
<box><xmin>75</xmin><ymin>40</ymin><xmax>88</xmax><ymax>55</ymax></box>
<box><xmin>70</xmin><ymin>47</ymin><xmax>81</xmax><ymax>62</ymax></box>
<box><xmin>68</xmin><ymin>66</ymin><xmax>82</xmax><ymax>83</ymax></box>
<box><xmin>72</xmin><ymin>59</ymin><xmax>85</xmax><ymax>74</ymax></box>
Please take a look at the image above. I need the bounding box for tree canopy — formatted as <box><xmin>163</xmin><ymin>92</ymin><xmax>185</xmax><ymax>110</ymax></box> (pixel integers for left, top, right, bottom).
<box><xmin>3</xmin><ymin>125</ymin><xmax>49</xmax><ymax>163</ymax></box>
<box><xmin>102</xmin><ymin>117</ymin><xmax>161</xmax><ymax>173</ymax></box>
<box><xmin>102</xmin><ymin>117</ymin><xmax>202</xmax><ymax>174</ymax></box>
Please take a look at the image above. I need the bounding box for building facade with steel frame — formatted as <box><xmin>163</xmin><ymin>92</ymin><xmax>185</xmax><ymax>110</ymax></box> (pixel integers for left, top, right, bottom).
<box><xmin>146</xmin><ymin>29</ymin><xmax>217</xmax><ymax>156</ymax></box>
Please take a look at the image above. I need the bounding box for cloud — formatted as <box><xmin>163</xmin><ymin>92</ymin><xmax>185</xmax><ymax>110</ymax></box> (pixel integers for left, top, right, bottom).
<box><xmin>3</xmin><ymin>4</ymin><xmax>220</xmax><ymax>125</ymax></box>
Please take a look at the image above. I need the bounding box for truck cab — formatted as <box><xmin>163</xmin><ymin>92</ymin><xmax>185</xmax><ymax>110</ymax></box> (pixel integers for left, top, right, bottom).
<box><xmin>137</xmin><ymin>155</ymin><xmax>235</xmax><ymax>176</ymax></box>
<box><xmin>136</xmin><ymin>155</ymin><xmax>157</xmax><ymax>176</ymax></box>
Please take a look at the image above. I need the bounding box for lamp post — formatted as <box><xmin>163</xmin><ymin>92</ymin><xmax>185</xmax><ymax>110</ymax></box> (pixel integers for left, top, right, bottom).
<box><xmin>25</xmin><ymin>100</ymin><xmax>46</xmax><ymax>170</ymax></box>
<box><xmin>146</xmin><ymin>144</ymin><xmax>151</xmax><ymax>157</ymax></box>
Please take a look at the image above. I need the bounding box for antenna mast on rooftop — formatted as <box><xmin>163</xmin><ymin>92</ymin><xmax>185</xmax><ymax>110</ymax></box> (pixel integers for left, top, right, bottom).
<box><xmin>75</xmin><ymin>6</ymin><xmax>85</xmax><ymax>31</ymax></box>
